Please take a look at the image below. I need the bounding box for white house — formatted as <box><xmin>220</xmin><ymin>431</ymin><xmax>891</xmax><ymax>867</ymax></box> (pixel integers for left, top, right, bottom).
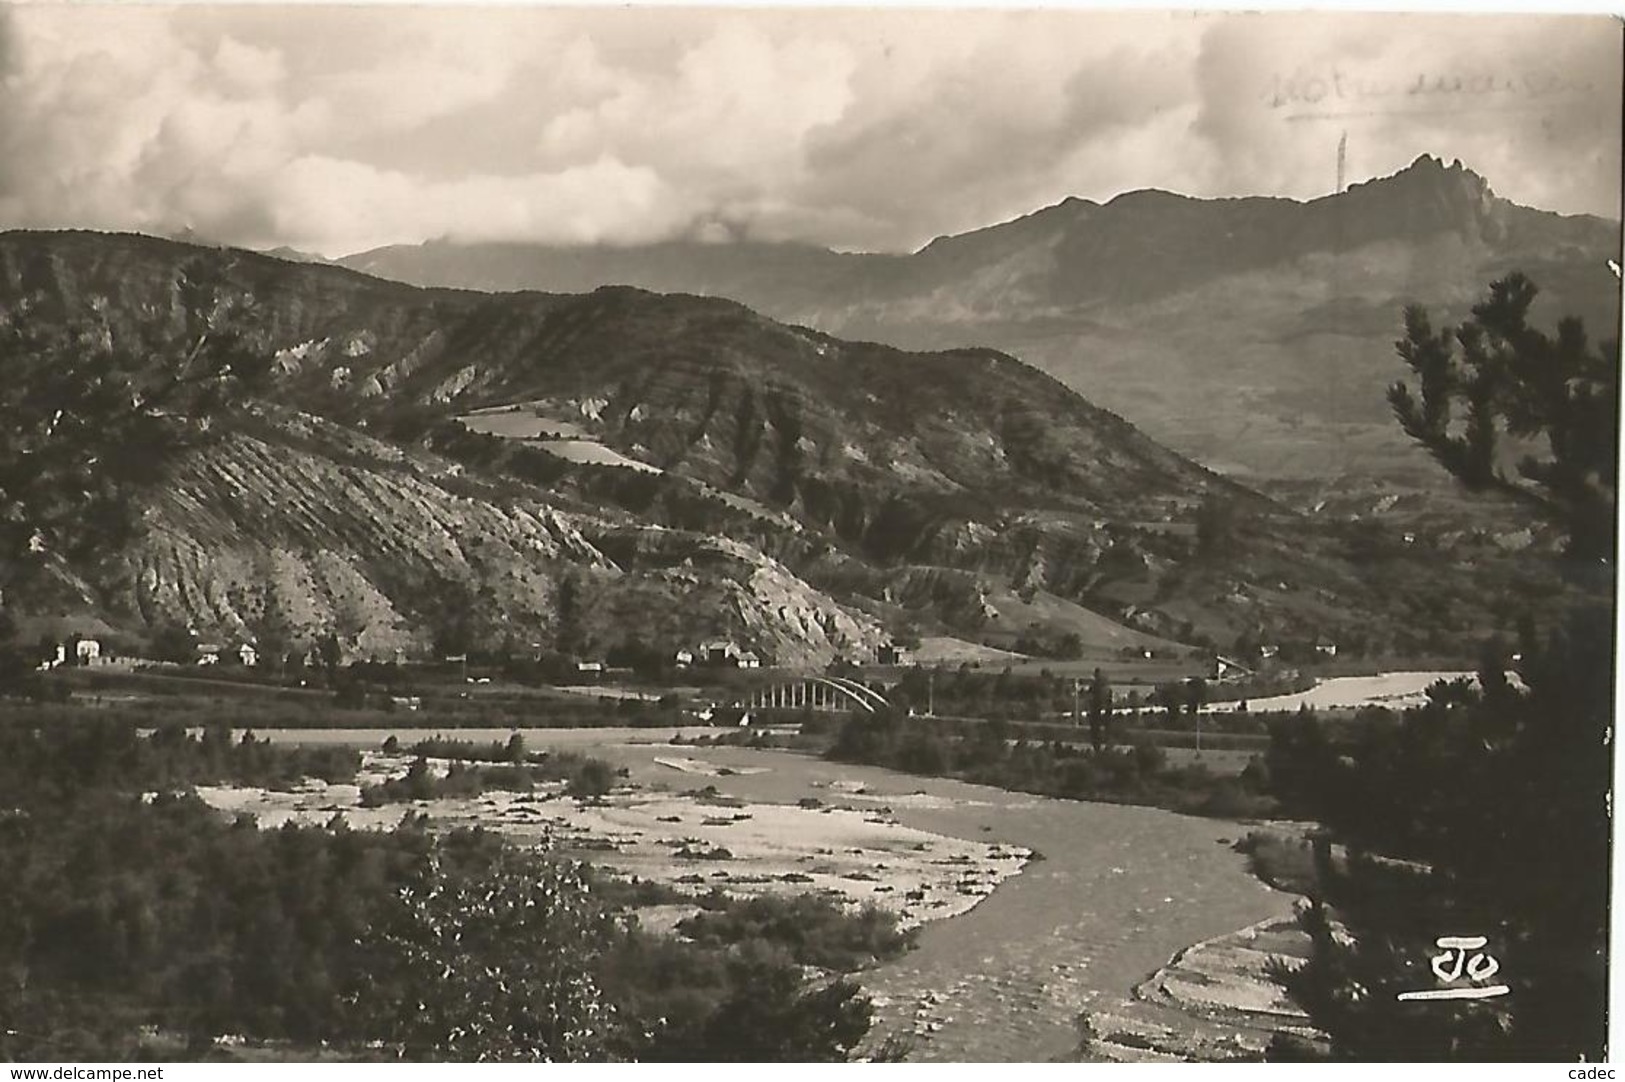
<box><xmin>698</xmin><ymin>640</ymin><xmax>743</xmax><ymax>665</ymax></box>
<box><xmin>75</xmin><ymin>638</ymin><xmax>101</xmax><ymax>664</ymax></box>
<box><xmin>236</xmin><ymin>643</ymin><xmax>259</xmax><ymax>667</ymax></box>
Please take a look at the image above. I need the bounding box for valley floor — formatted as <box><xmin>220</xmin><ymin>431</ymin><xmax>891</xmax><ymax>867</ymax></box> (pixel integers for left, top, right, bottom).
<box><xmin>223</xmin><ymin>730</ymin><xmax>1311</xmax><ymax>1061</ymax></box>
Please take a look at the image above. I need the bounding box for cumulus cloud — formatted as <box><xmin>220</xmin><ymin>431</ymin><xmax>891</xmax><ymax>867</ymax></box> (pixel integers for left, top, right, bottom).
<box><xmin>798</xmin><ymin>19</ymin><xmax>1203</xmax><ymax>245</ymax></box>
<box><xmin>0</xmin><ymin>6</ymin><xmax>1616</xmax><ymax>256</ymax></box>
<box><xmin>271</xmin><ymin>154</ymin><xmax>694</xmax><ymax>253</ymax></box>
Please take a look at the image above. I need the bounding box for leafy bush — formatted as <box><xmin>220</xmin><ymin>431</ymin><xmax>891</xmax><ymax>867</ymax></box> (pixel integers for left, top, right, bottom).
<box><xmin>354</xmin><ymin>848</ymin><xmax>618</xmax><ymax>1062</ymax></box>
<box><xmin>567</xmin><ymin>758</ymin><xmax>617</xmax><ymax>799</ymax></box>
<box><xmin>677</xmin><ymin>893</ymin><xmax>914</xmax><ymax>972</ymax></box>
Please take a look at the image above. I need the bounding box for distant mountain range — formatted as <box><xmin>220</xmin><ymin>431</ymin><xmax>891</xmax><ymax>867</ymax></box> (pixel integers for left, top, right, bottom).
<box><xmin>0</xmin><ymin>228</ymin><xmax>1580</xmax><ymax>662</ymax></box>
<box><xmin>341</xmin><ymin>156</ymin><xmax>1623</xmax><ymax>496</ymax></box>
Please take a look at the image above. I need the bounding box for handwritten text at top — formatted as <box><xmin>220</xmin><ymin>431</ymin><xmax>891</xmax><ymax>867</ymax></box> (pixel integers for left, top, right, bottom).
<box><xmin>1267</xmin><ymin>67</ymin><xmax>1595</xmax><ymax>110</ymax></box>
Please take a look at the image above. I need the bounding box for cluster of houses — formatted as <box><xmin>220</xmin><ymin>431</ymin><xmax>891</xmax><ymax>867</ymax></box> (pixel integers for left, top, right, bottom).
<box><xmin>38</xmin><ymin>635</ymin><xmax>262</xmax><ymax>671</ymax></box>
<box><xmin>1255</xmin><ymin>642</ymin><xmax>1339</xmax><ymax>661</ymax></box>
<box><xmin>1211</xmin><ymin>641</ymin><xmax>1338</xmax><ymax>680</ymax></box>
<box><xmin>43</xmin><ymin>629</ymin><xmax>912</xmax><ymax>678</ymax></box>
<box><xmin>38</xmin><ymin>636</ymin><xmax>110</xmax><ymax>670</ymax></box>
<box><xmin>194</xmin><ymin>642</ymin><xmax>260</xmax><ymax>667</ymax></box>
<box><xmin>674</xmin><ymin>640</ymin><xmax>763</xmax><ymax>669</ymax></box>
<box><xmin>668</xmin><ymin>639</ymin><xmax>908</xmax><ymax>670</ymax></box>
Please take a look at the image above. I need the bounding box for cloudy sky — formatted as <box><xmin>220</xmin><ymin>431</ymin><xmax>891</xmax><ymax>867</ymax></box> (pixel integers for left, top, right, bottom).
<box><xmin>0</xmin><ymin>4</ymin><xmax>1618</xmax><ymax>257</ymax></box>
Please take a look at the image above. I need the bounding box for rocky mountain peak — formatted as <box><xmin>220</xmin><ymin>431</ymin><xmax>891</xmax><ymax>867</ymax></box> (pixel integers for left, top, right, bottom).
<box><xmin>1333</xmin><ymin>154</ymin><xmax>1501</xmax><ymax>238</ymax></box>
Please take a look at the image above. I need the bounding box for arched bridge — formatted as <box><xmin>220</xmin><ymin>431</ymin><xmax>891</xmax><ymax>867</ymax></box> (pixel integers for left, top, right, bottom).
<box><xmin>743</xmin><ymin>673</ymin><xmax>891</xmax><ymax>713</ymax></box>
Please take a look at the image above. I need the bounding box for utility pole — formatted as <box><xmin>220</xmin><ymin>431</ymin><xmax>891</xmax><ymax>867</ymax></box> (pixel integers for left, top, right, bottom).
<box><xmin>1072</xmin><ymin>677</ymin><xmax>1081</xmax><ymax>726</ymax></box>
<box><xmin>927</xmin><ymin>670</ymin><xmax>935</xmax><ymax>716</ymax></box>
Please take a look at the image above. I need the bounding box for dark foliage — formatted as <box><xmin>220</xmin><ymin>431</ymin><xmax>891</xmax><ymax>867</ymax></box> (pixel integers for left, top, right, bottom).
<box><xmin>677</xmin><ymin>892</ymin><xmax>915</xmax><ymax>972</ymax></box>
<box><xmin>0</xmin><ymin>716</ymin><xmax>359</xmax><ymax>805</ymax></box>
<box><xmin>1086</xmin><ymin>667</ymin><xmax>1112</xmax><ymax>753</ymax></box>
<box><xmin>826</xmin><ymin>708</ymin><xmax>1273</xmax><ymax>819</ymax></box>
<box><xmin>0</xmin><ymin>711</ymin><xmax>892</xmax><ymax>1061</ymax></box>
<box><xmin>1266</xmin><ymin>274</ymin><xmax>1615</xmax><ymax>1060</ymax></box>
<box><xmin>1388</xmin><ymin>272</ymin><xmax>1618</xmax><ymax>565</ymax></box>
<box><xmin>358</xmin><ymin>745</ymin><xmax>621</xmax><ymax>806</ymax></box>
<box><xmin>353</xmin><ymin>844</ymin><xmax>619</xmax><ymax>1062</ymax></box>
<box><xmin>1266</xmin><ymin>614</ymin><xmax>1612</xmax><ymax>1060</ymax></box>
<box><xmin>596</xmin><ymin>932</ymin><xmax>874</xmax><ymax>1062</ymax></box>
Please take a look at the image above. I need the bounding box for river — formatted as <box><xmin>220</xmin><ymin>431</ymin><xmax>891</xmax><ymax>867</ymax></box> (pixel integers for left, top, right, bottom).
<box><xmin>253</xmin><ymin>728</ymin><xmax>1296</xmax><ymax>1061</ymax></box>
<box><xmin>1207</xmin><ymin>670</ymin><xmax>1478</xmax><ymax>714</ymax></box>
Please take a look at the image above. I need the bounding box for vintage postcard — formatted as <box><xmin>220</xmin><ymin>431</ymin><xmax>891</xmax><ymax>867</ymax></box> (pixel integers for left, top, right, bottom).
<box><xmin>0</xmin><ymin>3</ymin><xmax>1617</xmax><ymax>1067</ymax></box>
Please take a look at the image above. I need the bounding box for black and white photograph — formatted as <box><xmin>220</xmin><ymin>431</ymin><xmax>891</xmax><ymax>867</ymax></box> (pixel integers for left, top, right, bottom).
<box><xmin>0</xmin><ymin>1</ymin><xmax>1619</xmax><ymax>1066</ymax></box>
